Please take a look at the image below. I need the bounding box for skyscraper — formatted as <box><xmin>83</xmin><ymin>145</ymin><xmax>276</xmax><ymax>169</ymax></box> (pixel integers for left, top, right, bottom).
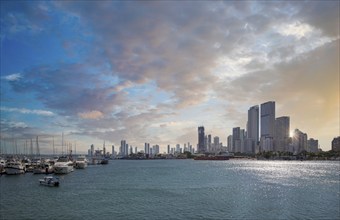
<box><xmin>261</xmin><ymin>101</ymin><xmax>275</xmax><ymax>151</ymax></box>
<box><xmin>144</xmin><ymin>143</ymin><xmax>150</xmax><ymax>154</ymax></box>
<box><xmin>247</xmin><ymin>105</ymin><xmax>259</xmax><ymax>143</ymax></box>
<box><xmin>208</xmin><ymin>134</ymin><xmax>212</xmax><ymax>152</ymax></box>
<box><xmin>275</xmin><ymin>116</ymin><xmax>290</xmax><ymax>152</ymax></box>
<box><xmin>232</xmin><ymin>127</ymin><xmax>240</xmax><ymax>152</ymax></box>
<box><xmin>227</xmin><ymin>135</ymin><xmax>233</xmax><ymax>152</ymax></box>
<box><xmin>120</xmin><ymin>140</ymin><xmax>126</xmax><ymax>156</ymax></box>
<box><xmin>307</xmin><ymin>138</ymin><xmax>318</xmax><ymax>153</ymax></box>
<box><xmin>198</xmin><ymin>126</ymin><xmax>205</xmax><ymax>153</ymax></box>
<box><xmin>292</xmin><ymin>129</ymin><xmax>307</xmax><ymax>153</ymax></box>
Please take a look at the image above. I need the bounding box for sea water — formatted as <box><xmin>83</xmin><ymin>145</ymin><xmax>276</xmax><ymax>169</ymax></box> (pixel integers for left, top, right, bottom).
<box><xmin>0</xmin><ymin>160</ymin><xmax>339</xmax><ymax>219</ymax></box>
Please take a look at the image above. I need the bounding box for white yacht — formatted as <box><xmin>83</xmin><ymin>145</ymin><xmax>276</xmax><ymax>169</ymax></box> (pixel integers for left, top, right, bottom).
<box><xmin>0</xmin><ymin>158</ymin><xmax>6</xmax><ymax>174</ymax></box>
<box><xmin>5</xmin><ymin>160</ymin><xmax>25</xmax><ymax>175</ymax></box>
<box><xmin>75</xmin><ymin>156</ymin><xmax>88</xmax><ymax>169</ymax></box>
<box><xmin>53</xmin><ymin>156</ymin><xmax>74</xmax><ymax>174</ymax></box>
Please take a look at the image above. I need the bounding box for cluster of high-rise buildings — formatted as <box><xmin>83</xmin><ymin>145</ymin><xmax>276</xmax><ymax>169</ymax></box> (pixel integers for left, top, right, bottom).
<box><xmin>197</xmin><ymin>127</ymin><xmax>225</xmax><ymax>154</ymax></box>
<box><xmin>225</xmin><ymin>101</ymin><xmax>319</xmax><ymax>154</ymax></box>
<box><xmin>198</xmin><ymin>101</ymin><xmax>320</xmax><ymax>154</ymax></box>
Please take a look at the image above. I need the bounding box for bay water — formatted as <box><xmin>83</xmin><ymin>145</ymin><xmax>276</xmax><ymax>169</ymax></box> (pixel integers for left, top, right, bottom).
<box><xmin>0</xmin><ymin>160</ymin><xmax>339</xmax><ymax>219</ymax></box>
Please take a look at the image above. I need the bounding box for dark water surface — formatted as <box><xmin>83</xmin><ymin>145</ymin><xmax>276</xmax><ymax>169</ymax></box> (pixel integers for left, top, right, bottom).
<box><xmin>1</xmin><ymin>160</ymin><xmax>339</xmax><ymax>220</ymax></box>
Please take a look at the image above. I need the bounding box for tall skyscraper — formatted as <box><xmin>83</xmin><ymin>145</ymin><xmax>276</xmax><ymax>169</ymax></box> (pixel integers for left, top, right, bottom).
<box><xmin>227</xmin><ymin>135</ymin><xmax>233</xmax><ymax>152</ymax></box>
<box><xmin>120</xmin><ymin>140</ymin><xmax>126</xmax><ymax>156</ymax></box>
<box><xmin>198</xmin><ymin>126</ymin><xmax>205</xmax><ymax>153</ymax></box>
<box><xmin>208</xmin><ymin>134</ymin><xmax>212</xmax><ymax>152</ymax></box>
<box><xmin>247</xmin><ymin>105</ymin><xmax>259</xmax><ymax>143</ymax></box>
<box><xmin>232</xmin><ymin>127</ymin><xmax>240</xmax><ymax>152</ymax></box>
<box><xmin>144</xmin><ymin>143</ymin><xmax>150</xmax><ymax>154</ymax></box>
<box><xmin>111</xmin><ymin>145</ymin><xmax>115</xmax><ymax>156</ymax></box>
<box><xmin>90</xmin><ymin>144</ymin><xmax>94</xmax><ymax>157</ymax></box>
<box><xmin>213</xmin><ymin>136</ymin><xmax>220</xmax><ymax>153</ymax></box>
<box><xmin>261</xmin><ymin>101</ymin><xmax>275</xmax><ymax>151</ymax></box>
<box><xmin>167</xmin><ymin>145</ymin><xmax>170</xmax><ymax>154</ymax></box>
<box><xmin>261</xmin><ymin>101</ymin><xmax>275</xmax><ymax>138</ymax></box>
<box><xmin>275</xmin><ymin>116</ymin><xmax>290</xmax><ymax>152</ymax></box>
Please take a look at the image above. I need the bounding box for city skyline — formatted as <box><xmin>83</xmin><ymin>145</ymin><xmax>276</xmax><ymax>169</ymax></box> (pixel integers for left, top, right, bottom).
<box><xmin>1</xmin><ymin>1</ymin><xmax>339</xmax><ymax>153</ymax></box>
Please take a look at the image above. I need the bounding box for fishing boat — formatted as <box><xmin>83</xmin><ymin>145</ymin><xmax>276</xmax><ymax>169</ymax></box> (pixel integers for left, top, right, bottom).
<box><xmin>39</xmin><ymin>176</ymin><xmax>59</xmax><ymax>187</ymax></box>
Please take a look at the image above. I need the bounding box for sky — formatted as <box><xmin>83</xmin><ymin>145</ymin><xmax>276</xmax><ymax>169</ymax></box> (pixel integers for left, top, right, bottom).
<box><xmin>0</xmin><ymin>1</ymin><xmax>339</xmax><ymax>154</ymax></box>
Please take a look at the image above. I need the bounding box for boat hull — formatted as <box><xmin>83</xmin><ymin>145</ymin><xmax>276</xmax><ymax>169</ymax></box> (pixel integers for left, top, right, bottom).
<box><xmin>53</xmin><ymin>166</ymin><xmax>73</xmax><ymax>174</ymax></box>
<box><xmin>5</xmin><ymin>166</ymin><xmax>25</xmax><ymax>175</ymax></box>
<box><xmin>75</xmin><ymin>162</ymin><xmax>87</xmax><ymax>169</ymax></box>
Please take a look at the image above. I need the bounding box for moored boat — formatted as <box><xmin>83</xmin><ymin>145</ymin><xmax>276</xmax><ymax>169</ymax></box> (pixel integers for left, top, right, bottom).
<box><xmin>33</xmin><ymin>163</ymin><xmax>54</xmax><ymax>174</ymax></box>
<box><xmin>5</xmin><ymin>160</ymin><xmax>26</xmax><ymax>174</ymax></box>
<box><xmin>53</xmin><ymin>156</ymin><xmax>74</xmax><ymax>174</ymax></box>
<box><xmin>75</xmin><ymin>156</ymin><xmax>88</xmax><ymax>169</ymax></box>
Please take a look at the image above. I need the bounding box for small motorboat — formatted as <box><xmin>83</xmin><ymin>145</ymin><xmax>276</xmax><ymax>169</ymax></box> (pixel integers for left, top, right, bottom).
<box><xmin>39</xmin><ymin>176</ymin><xmax>59</xmax><ymax>187</ymax></box>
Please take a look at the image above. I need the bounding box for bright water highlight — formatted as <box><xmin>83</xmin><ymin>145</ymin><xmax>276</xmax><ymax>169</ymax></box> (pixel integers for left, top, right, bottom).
<box><xmin>1</xmin><ymin>160</ymin><xmax>339</xmax><ymax>219</ymax></box>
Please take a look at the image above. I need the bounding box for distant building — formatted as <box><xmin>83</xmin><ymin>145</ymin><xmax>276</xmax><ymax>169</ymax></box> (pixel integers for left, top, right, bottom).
<box><xmin>292</xmin><ymin>129</ymin><xmax>307</xmax><ymax>153</ymax></box>
<box><xmin>275</xmin><ymin>116</ymin><xmax>290</xmax><ymax>152</ymax></box>
<box><xmin>232</xmin><ymin>127</ymin><xmax>240</xmax><ymax>152</ymax></box>
<box><xmin>332</xmin><ymin>136</ymin><xmax>340</xmax><ymax>152</ymax></box>
<box><xmin>125</xmin><ymin>144</ymin><xmax>129</xmax><ymax>156</ymax></box>
<box><xmin>111</xmin><ymin>145</ymin><xmax>115</xmax><ymax>157</ymax></box>
<box><xmin>213</xmin><ymin>136</ymin><xmax>220</xmax><ymax>153</ymax></box>
<box><xmin>240</xmin><ymin>129</ymin><xmax>245</xmax><ymax>153</ymax></box>
<box><xmin>153</xmin><ymin>145</ymin><xmax>160</xmax><ymax>155</ymax></box>
<box><xmin>120</xmin><ymin>140</ymin><xmax>126</xmax><ymax>156</ymax></box>
<box><xmin>167</xmin><ymin>145</ymin><xmax>170</xmax><ymax>154</ymax></box>
<box><xmin>227</xmin><ymin>135</ymin><xmax>232</xmax><ymax>152</ymax></box>
<box><xmin>307</xmin><ymin>138</ymin><xmax>318</xmax><ymax>153</ymax></box>
<box><xmin>198</xmin><ymin>126</ymin><xmax>206</xmax><ymax>153</ymax></box>
<box><xmin>208</xmin><ymin>134</ymin><xmax>212</xmax><ymax>152</ymax></box>
<box><xmin>144</xmin><ymin>143</ymin><xmax>150</xmax><ymax>155</ymax></box>
<box><xmin>90</xmin><ymin>144</ymin><xmax>94</xmax><ymax>156</ymax></box>
<box><xmin>247</xmin><ymin>105</ymin><xmax>259</xmax><ymax>144</ymax></box>
<box><xmin>244</xmin><ymin>138</ymin><xmax>254</xmax><ymax>154</ymax></box>
<box><xmin>260</xmin><ymin>101</ymin><xmax>275</xmax><ymax>151</ymax></box>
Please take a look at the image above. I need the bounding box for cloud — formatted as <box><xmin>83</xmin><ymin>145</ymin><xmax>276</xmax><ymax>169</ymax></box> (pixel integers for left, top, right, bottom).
<box><xmin>217</xmin><ymin>39</ymin><xmax>339</xmax><ymax>146</ymax></box>
<box><xmin>2</xmin><ymin>1</ymin><xmax>339</xmax><ymax>151</ymax></box>
<box><xmin>2</xmin><ymin>73</ymin><xmax>22</xmax><ymax>81</ymax></box>
<box><xmin>78</xmin><ymin>110</ymin><xmax>103</xmax><ymax>119</ymax></box>
<box><xmin>0</xmin><ymin>106</ymin><xmax>54</xmax><ymax>116</ymax></box>
<box><xmin>276</xmin><ymin>22</ymin><xmax>313</xmax><ymax>39</ymax></box>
